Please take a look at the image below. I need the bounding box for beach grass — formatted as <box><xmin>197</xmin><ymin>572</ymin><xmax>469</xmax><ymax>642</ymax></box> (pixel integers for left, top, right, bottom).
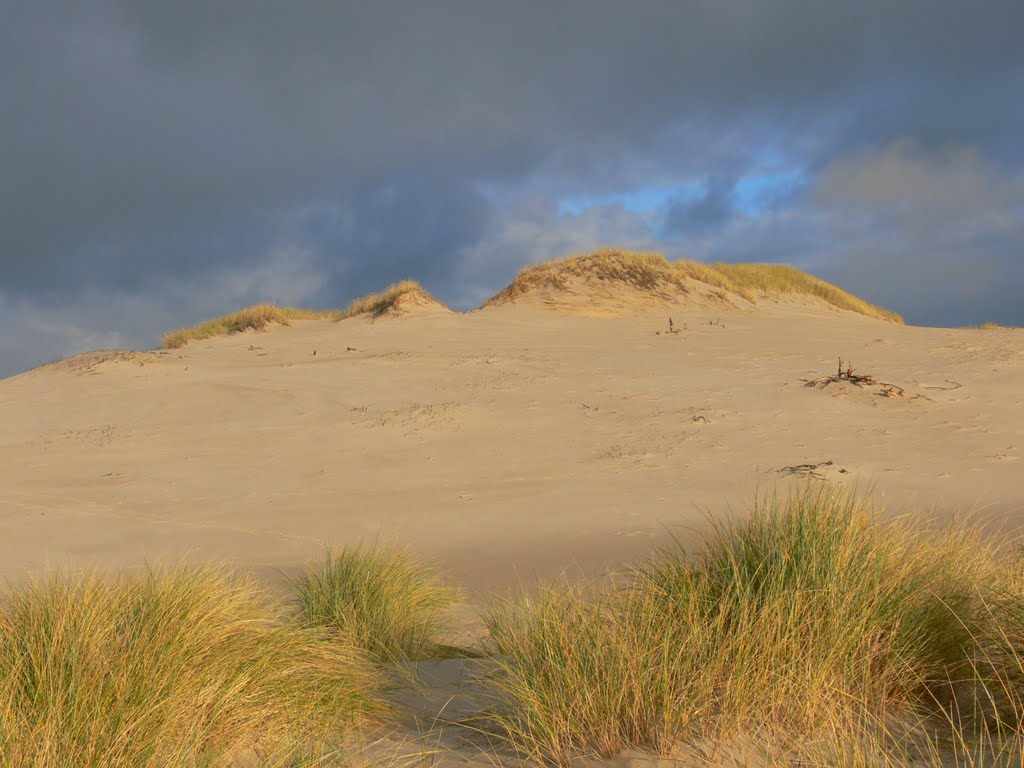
<box><xmin>480</xmin><ymin>485</ymin><xmax>1018</xmax><ymax>766</ymax></box>
<box><xmin>160</xmin><ymin>280</ymin><xmax>436</xmax><ymax>349</ymax></box>
<box><xmin>292</xmin><ymin>542</ymin><xmax>459</xmax><ymax>665</ymax></box>
<box><xmin>0</xmin><ymin>563</ymin><xmax>385</xmax><ymax>767</ymax></box>
<box><xmin>161</xmin><ymin>304</ymin><xmax>343</xmax><ymax>349</ymax></box>
<box><xmin>711</xmin><ymin>262</ymin><xmax>904</xmax><ymax>322</ymax></box>
<box><xmin>971</xmin><ymin>322</ymin><xmax>1021</xmax><ymax>330</ymax></box>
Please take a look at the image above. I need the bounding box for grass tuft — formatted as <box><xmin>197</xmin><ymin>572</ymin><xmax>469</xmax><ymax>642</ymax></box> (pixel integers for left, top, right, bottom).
<box><xmin>292</xmin><ymin>543</ymin><xmax>459</xmax><ymax>665</ymax></box>
<box><xmin>340</xmin><ymin>280</ymin><xmax>441</xmax><ymax>319</ymax></box>
<box><xmin>970</xmin><ymin>322</ymin><xmax>1021</xmax><ymax>330</ymax></box>
<box><xmin>480</xmin><ymin>485</ymin><xmax>1013</xmax><ymax>765</ymax></box>
<box><xmin>161</xmin><ymin>304</ymin><xmax>343</xmax><ymax>349</ymax></box>
<box><xmin>0</xmin><ymin>563</ymin><xmax>384</xmax><ymax>767</ymax></box>
<box><xmin>160</xmin><ymin>281</ymin><xmax>441</xmax><ymax>349</ymax></box>
<box><xmin>709</xmin><ymin>262</ymin><xmax>904</xmax><ymax>322</ymax></box>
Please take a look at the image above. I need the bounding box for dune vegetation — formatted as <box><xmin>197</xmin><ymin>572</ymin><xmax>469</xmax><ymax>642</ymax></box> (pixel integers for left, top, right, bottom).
<box><xmin>711</xmin><ymin>261</ymin><xmax>905</xmax><ymax>322</ymax></box>
<box><xmin>972</xmin><ymin>322</ymin><xmax>1021</xmax><ymax>330</ymax></box>
<box><xmin>0</xmin><ymin>563</ymin><xmax>386</xmax><ymax>768</ymax></box>
<box><xmin>292</xmin><ymin>542</ymin><xmax>458</xmax><ymax>665</ymax></box>
<box><xmin>4</xmin><ymin>488</ymin><xmax>1024</xmax><ymax>764</ymax></box>
<box><xmin>484</xmin><ymin>249</ymin><xmax>745</xmax><ymax>305</ymax></box>
<box><xmin>160</xmin><ymin>280</ymin><xmax>436</xmax><ymax>348</ymax></box>
<box><xmin>160</xmin><ymin>251</ymin><xmax>902</xmax><ymax>349</ymax></box>
<box><xmin>480</xmin><ymin>484</ymin><xmax>1024</xmax><ymax>766</ymax></box>
<box><xmin>486</xmin><ymin>249</ymin><xmax>904</xmax><ymax>323</ymax></box>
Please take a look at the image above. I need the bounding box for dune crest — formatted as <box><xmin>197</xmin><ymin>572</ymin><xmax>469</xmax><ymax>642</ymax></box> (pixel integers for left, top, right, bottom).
<box><xmin>484</xmin><ymin>249</ymin><xmax>903</xmax><ymax>322</ymax></box>
<box><xmin>359</xmin><ymin>281</ymin><xmax>450</xmax><ymax>318</ymax></box>
<box><xmin>160</xmin><ymin>280</ymin><xmax>447</xmax><ymax>348</ymax></box>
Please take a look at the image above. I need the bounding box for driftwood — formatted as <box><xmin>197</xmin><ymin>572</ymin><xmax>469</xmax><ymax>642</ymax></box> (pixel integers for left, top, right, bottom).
<box><xmin>665</xmin><ymin>317</ymin><xmax>685</xmax><ymax>334</ymax></box>
<box><xmin>777</xmin><ymin>460</ymin><xmax>844</xmax><ymax>479</ymax></box>
<box><xmin>805</xmin><ymin>358</ymin><xmax>905</xmax><ymax>397</ymax></box>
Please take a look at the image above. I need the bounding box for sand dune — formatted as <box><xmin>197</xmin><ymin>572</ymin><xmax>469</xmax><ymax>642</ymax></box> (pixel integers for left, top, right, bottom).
<box><xmin>4</xmin><ymin>256</ymin><xmax>1024</xmax><ymax>764</ymax></box>
<box><xmin>1</xmin><ymin>261</ymin><xmax>1021</xmax><ymax>595</ymax></box>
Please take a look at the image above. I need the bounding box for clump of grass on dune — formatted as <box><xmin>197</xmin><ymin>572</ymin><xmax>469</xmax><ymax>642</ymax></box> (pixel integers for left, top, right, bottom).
<box><xmin>969</xmin><ymin>322</ymin><xmax>1021</xmax><ymax>330</ymax></box>
<box><xmin>293</xmin><ymin>542</ymin><xmax>458</xmax><ymax>665</ymax></box>
<box><xmin>0</xmin><ymin>563</ymin><xmax>384</xmax><ymax>768</ymax></box>
<box><xmin>486</xmin><ymin>249</ymin><xmax>750</xmax><ymax>306</ymax></box>
<box><xmin>160</xmin><ymin>281</ymin><xmax>441</xmax><ymax>349</ymax></box>
<box><xmin>341</xmin><ymin>280</ymin><xmax>439</xmax><ymax>318</ymax></box>
<box><xmin>711</xmin><ymin>262</ymin><xmax>905</xmax><ymax>323</ymax></box>
<box><xmin>161</xmin><ymin>304</ymin><xmax>344</xmax><ymax>349</ymax></box>
<box><xmin>480</xmin><ymin>485</ymin><xmax>1018</xmax><ymax>766</ymax></box>
<box><xmin>484</xmin><ymin>250</ymin><xmax>691</xmax><ymax>305</ymax></box>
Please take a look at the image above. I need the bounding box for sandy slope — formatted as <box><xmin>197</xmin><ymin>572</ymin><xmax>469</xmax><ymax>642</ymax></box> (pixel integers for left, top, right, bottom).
<box><xmin>3</xmin><ymin>296</ymin><xmax>1023</xmax><ymax>764</ymax></box>
<box><xmin>2</xmin><ymin>298</ymin><xmax>1021</xmax><ymax>597</ymax></box>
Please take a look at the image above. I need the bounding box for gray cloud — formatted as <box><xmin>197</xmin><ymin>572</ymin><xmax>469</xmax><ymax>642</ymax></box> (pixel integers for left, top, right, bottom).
<box><xmin>1</xmin><ymin>1</ymin><xmax>1023</xmax><ymax>375</ymax></box>
<box><xmin>697</xmin><ymin>141</ymin><xmax>1024</xmax><ymax>325</ymax></box>
<box><xmin>664</xmin><ymin>176</ymin><xmax>738</xmax><ymax>238</ymax></box>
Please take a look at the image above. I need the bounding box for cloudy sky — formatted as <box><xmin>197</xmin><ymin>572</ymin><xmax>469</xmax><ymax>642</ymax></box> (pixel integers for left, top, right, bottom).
<box><xmin>2</xmin><ymin>1</ymin><xmax>1022</xmax><ymax>377</ymax></box>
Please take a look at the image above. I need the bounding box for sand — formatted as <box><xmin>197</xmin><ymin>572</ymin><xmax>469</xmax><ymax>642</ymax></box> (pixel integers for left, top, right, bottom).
<box><xmin>2</xmin><ymin>295</ymin><xmax>1021</xmax><ymax>595</ymax></box>
<box><xmin>3</xmin><ymin>290</ymin><xmax>1023</xmax><ymax>764</ymax></box>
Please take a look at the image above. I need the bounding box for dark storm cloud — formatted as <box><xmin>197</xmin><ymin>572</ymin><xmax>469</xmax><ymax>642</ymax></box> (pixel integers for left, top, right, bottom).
<box><xmin>664</xmin><ymin>176</ymin><xmax>737</xmax><ymax>238</ymax></box>
<box><xmin>1</xmin><ymin>1</ymin><xmax>1023</xmax><ymax>375</ymax></box>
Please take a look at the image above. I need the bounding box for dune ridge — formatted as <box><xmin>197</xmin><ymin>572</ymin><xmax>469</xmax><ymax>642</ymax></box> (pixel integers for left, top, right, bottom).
<box><xmin>160</xmin><ymin>250</ymin><xmax>901</xmax><ymax>350</ymax></box>
<box><xmin>485</xmin><ymin>249</ymin><xmax>903</xmax><ymax>322</ymax></box>
<box><xmin>161</xmin><ymin>280</ymin><xmax>445</xmax><ymax>349</ymax></box>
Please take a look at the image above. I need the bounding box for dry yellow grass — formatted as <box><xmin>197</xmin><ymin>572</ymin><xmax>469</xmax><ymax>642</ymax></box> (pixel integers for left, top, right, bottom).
<box><xmin>481</xmin><ymin>485</ymin><xmax>1020</xmax><ymax>766</ymax></box>
<box><xmin>483</xmin><ymin>250</ymin><xmax>722</xmax><ymax>305</ymax></box>
<box><xmin>293</xmin><ymin>542</ymin><xmax>459</xmax><ymax>664</ymax></box>
<box><xmin>485</xmin><ymin>249</ymin><xmax>904</xmax><ymax>323</ymax></box>
<box><xmin>710</xmin><ymin>262</ymin><xmax>905</xmax><ymax>323</ymax></box>
<box><xmin>161</xmin><ymin>281</ymin><xmax>440</xmax><ymax>349</ymax></box>
<box><xmin>973</xmin><ymin>322</ymin><xmax>1021</xmax><ymax>330</ymax></box>
<box><xmin>161</xmin><ymin>304</ymin><xmax>342</xmax><ymax>349</ymax></box>
<box><xmin>341</xmin><ymin>280</ymin><xmax>442</xmax><ymax>318</ymax></box>
<box><xmin>0</xmin><ymin>563</ymin><xmax>385</xmax><ymax>767</ymax></box>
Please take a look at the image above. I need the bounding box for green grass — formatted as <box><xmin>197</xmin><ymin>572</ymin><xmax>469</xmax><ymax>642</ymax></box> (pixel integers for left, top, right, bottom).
<box><xmin>485</xmin><ymin>249</ymin><xmax>903</xmax><ymax>323</ymax></box>
<box><xmin>480</xmin><ymin>485</ymin><xmax>1017</xmax><ymax>766</ymax></box>
<box><xmin>160</xmin><ymin>281</ymin><xmax>439</xmax><ymax>349</ymax></box>
<box><xmin>292</xmin><ymin>543</ymin><xmax>459</xmax><ymax>665</ymax></box>
<box><xmin>0</xmin><ymin>563</ymin><xmax>385</xmax><ymax>767</ymax></box>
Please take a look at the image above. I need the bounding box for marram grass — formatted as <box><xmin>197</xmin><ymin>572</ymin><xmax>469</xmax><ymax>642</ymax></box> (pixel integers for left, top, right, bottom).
<box><xmin>292</xmin><ymin>542</ymin><xmax>459</xmax><ymax>665</ymax></box>
<box><xmin>0</xmin><ymin>563</ymin><xmax>385</xmax><ymax>768</ymax></box>
<box><xmin>161</xmin><ymin>280</ymin><xmax>435</xmax><ymax>348</ymax></box>
<box><xmin>480</xmin><ymin>484</ymin><xmax>1020</xmax><ymax>766</ymax></box>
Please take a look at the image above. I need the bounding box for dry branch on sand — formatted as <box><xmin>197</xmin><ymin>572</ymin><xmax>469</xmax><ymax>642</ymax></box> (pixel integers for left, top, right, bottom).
<box><xmin>776</xmin><ymin>459</ymin><xmax>845</xmax><ymax>479</ymax></box>
<box><xmin>805</xmin><ymin>358</ymin><xmax>905</xmax><ymax>397</ymax></box>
